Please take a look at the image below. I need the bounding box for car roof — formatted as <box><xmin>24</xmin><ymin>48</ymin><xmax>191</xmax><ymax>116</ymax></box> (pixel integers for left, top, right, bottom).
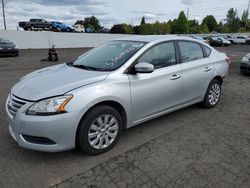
<box><xmin>114</xmin><ymin>35</ymin><xmax>197</xmax><ymax>43</ymax></box>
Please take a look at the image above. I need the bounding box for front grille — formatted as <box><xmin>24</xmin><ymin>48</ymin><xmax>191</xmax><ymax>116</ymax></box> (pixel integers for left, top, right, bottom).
<box><xmin>7</xmin><ymin>94</ymin><xmax>27</xmax><ymax>117</ymax></box>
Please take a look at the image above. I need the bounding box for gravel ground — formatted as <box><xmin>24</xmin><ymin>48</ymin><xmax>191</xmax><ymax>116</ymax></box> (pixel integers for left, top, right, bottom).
<box><xmin>0</xmin><ymin>45</ymin><xmax>249</xmax><ymax>188</ymax></box>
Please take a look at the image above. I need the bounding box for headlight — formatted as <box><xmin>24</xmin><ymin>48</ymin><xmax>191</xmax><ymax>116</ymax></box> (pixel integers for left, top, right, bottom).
<box><xmin>26</xmin><ymin>95</ymin><xmax>73</xmax><ymax>115</ymax></box>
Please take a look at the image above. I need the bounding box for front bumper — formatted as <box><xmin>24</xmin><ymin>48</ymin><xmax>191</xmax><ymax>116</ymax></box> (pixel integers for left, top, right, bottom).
<box><xmin>0</xmin><ymin>49</ymin><xmax>18</xmax><ymax>56</ymax></box>
<box><xmin>240</xmin><ymin>63</ymin><xmax>250</xmax><ymax>73</ymax></box>
<box><xmin>5</xmin><ymin>95</ymin><xmax>81</xmax><ymax>152</ymax></box>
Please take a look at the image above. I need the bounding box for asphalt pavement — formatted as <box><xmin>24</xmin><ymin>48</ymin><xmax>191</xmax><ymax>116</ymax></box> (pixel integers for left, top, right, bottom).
<box><xmin>0</xmin><ymin>45</ymin><xmax>249</xmax><ymax>188</ymax></box>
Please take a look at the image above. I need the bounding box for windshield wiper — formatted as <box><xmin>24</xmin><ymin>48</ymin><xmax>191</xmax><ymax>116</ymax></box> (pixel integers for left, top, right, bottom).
<box><xmin>66</xmin><ymin>61</ymin><xmax>110</xmax><ymax>71</ymax></box>
<box><xmin>69</xmin><ymin>63</ymin><xmax>99</xmax><ymax>71</ymax></box>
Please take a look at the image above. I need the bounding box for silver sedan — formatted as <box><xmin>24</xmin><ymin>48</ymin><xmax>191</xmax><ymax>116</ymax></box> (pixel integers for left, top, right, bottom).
<box><xmin>5</xmin><ymin>36</ymin><xmax>229</xmax><ymax>155</ymax></box>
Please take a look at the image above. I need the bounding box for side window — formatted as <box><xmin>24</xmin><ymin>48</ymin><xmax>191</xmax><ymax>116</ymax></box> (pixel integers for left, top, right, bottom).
<box><xmin>137</xmin><ymin>42</ymin><xmax>176</xmax><ymax>69</ymax></box>
<box><xmin>203</xmin><ymin>45</ymin><xmax>212</xmax><ymax>57</ymax></box>
<box><xmin>179</xmin><ymin>41</ymin><xmax>204</xmax><ymax>63</ymax></box>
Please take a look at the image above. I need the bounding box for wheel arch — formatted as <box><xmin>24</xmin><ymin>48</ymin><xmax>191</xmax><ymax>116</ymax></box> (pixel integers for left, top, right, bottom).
<box><xmin>75</xmin><ymin>100</ymin><xmax>128</xmax><ymax>148</ymax></box>
<box><xmin>213</xmin><ymin>75</ymin><xmax>223</xmax><ymax>85</ymax></box>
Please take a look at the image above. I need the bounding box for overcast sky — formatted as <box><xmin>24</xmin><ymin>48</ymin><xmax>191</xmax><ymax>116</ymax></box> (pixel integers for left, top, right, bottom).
<box><xmin>0</xmin><ymin>0</ymin><xmax>249</xmax><ymax>30</ymax></box>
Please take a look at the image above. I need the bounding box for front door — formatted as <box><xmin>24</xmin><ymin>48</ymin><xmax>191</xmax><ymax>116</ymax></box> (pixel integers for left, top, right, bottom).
<box><xmin>128</xmin><ymin>42</ymin><xmax>183</xmax><ymax>123</ymax></box>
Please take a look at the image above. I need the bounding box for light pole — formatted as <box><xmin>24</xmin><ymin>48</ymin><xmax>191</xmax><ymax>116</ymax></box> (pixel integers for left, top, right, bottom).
<box><xmin>1</xmin><ymin>0</ymin><xmax>6</xmax><ymax>30</ymax></box>
<box><xmin>245</xmin><ymin>0</ymin><xmax>250</xmax><ymax>32</ymax></box>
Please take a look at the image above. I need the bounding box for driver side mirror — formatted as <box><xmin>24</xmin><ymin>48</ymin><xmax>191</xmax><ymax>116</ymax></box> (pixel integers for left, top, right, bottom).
<box><xmin>134</xmin><ymin>62</ymin><xmax>154</xmax><ymax>73</ymax></box>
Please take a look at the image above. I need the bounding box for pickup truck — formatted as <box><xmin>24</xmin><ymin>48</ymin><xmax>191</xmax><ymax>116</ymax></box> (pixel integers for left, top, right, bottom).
<box><xmin>19</xmin><ymin>18</ymin><xmax>52</xmax><ymax>31</ymax></box>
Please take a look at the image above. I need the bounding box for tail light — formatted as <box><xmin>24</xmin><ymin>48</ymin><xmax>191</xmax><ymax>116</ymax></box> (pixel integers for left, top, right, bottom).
<box><xmin>225</xmin><ymin>57</ymin><xmax>231</xmax><ymax>64</ymax></box>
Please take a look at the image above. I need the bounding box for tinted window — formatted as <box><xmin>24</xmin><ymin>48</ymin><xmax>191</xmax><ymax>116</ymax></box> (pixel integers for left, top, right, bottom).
<box><xmin>137</xmin><ymin>42</ymin><xmax>176</xmax><ymax>69</ymax></box>
<box><xmin>179</xmin><ymin>41</ymin><xmax>204</xmax><ymax>63</ymax></box>
<box><xmin>203</xmin><ymin>45</ymin><xmax>212</xmax><ymax>57</ymax></box>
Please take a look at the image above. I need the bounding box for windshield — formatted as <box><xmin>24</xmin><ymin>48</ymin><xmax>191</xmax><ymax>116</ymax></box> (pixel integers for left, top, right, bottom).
<box><xmin>72</xmin><ymin>41</ymin><xmax>145</xmax><ymax>71</ymax></box>
<box><xmin>0</xmin><ymin>38</ymin><xmax>12</xmax><ymax>44</ymax></box>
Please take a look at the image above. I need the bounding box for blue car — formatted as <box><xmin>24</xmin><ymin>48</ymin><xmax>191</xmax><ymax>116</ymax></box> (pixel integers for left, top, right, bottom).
<box><xmin>51</xmin><ymin>21</ymin><xmax>74</xmax><ymax>32</ymax></box>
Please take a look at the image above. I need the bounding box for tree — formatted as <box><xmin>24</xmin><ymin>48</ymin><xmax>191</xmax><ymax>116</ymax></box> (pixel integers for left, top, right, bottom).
<box><xmin>139</xmin><ymin>23</ymin><xmax>154</xmax><ymax>35</ymax></box>
<box><xmin>84</xmin><ymin>16</ymin><xmax>101</xmax><ymax>32</ymax></box>
<box><xmin>227</xmin><ymin>8</ymin><xmax>240</xmax><ymax>32</ymax></box>
<box><xmin>132</xmin><ymin>25</ymin><xmax>140</xmax><ymax>34</ymax></box>
<box><xmin>201</xmin><ymin>24</ymin><xmax>209</xmax><ymax>33</ymax></box>
<box><xmin>110</xmin><ymin>24</ymin><xmax>132</xmax><ymax>34</ymax></box>
<box><xmin>141</xmin><ymin>17</ymin><xmax>146</xmax><ymax>25</ymax></box>
<box><xmin>188</xmin><ymin>19</ymin><xmax>201</xmax><ymax>34</ymax></box>
<box><xmin>217</xmin><ymin>21</ymin><xmax>224</xmax><ymax>33</ymax></box>
<box><xmin>202</xmin><ymin>15</ymin><xmax>218</xmax><ymax>32</ymax></box>
<box><xmin>175</xmin><ymin>11</ymin><xmax>188</xmax><ymax>34</ymax></box>
<box><xmin>161</xmin><ymin>22</ymin><xmax>171</xmax><ymax>34</ymax></box>
<box><xmin>241</xmin><ymin>10</ymin><xmax>249</xmax><ymax>31</ymax></box>
<box><xmin>168</xmin><ymin>19</ymin><xmax>178</xmax><ymax>34</ymax></box>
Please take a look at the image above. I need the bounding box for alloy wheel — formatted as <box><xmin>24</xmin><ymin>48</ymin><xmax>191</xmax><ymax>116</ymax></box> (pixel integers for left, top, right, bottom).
<box><xmin>88</xmin><ymin>114</ymin><xmax>119</xmax><ymax>150</ymax></box>
<box><xmin>208</xmin><ymin>83</ymin><xmax>221</xmax><ymax>105</ymax></box>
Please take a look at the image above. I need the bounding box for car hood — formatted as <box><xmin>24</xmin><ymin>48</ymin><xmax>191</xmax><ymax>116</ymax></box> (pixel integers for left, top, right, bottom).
<box><xmin>11</xmin><ymin>64</ymin><xmax>109</xmax><ymax>101</ymax></box>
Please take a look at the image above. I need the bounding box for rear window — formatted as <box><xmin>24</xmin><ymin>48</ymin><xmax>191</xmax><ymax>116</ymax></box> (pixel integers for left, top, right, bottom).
<box><xmin>179</xmin><ymin>41</ymin><xmax>204</xmax><ymax>63</ymax></box>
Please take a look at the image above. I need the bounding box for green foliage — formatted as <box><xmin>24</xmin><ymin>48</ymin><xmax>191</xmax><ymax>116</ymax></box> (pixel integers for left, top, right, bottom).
<box><xmin>202</xmin><ymin>15</ymin><xmax>218</xmax><ymax>32</ymax></box>
<box><xmin>138</xmin><ymin>21</ymin><xmax>170</xmax><ymax>35</ymax></box>
<box><xmin>175</xmin><ymin>11</ymin><xmax>188</xmax><ymax>34</ymax></box>
<box><xmin>238</xmin><ymin>27</ymin><xmax>246</xmax><ymax>33</ymax></box>
<box><xmin>168</xmin><ymin>19</ymin><xmax>178</xmax><ymax>34</ymax></box>
<box><xmin>188</xmin><ymin>20</ymin><xmax>201</xmax><ymax>34</ymax></box>
<box><xmin>227</xmin><ymin>8</ymin><xmax>240</xmax><ymax>33</ymax></box>
<box><xmin>201</xmin><ymin>24</ymin><xmax>209</xmax><ymax>33</ymax></box>
<box><xmin>141</xmin><ymin>17</ymin><xmax>146</xmax><ymax>25</ymax></box>
<box><xmin>84</xmin><ymin>16</ymin><xmax>101</xmax><ymax>32</ymax></box>
<box><xmin>139</xmin><ymin>23</ymin><xmax>154</xmax><ymax>35</ymax></box>
<box><xmin>110</xmin><ymin>24</ymin><xmax>133</xmax><ymax>34</ymax></box>
<box><xmin>107</xmin><ymin>8</ymin><xmax>246</xmax><ymax>35</ymax></box>
<box><xmin>221</xmin><ymin>24</ymin><xmax>230</xmax><ymax>33</ymax></box>
<box><xmin>241</xmin><ymin>10</ymin><xmax>249</xmax><ymax>25</ymax></box>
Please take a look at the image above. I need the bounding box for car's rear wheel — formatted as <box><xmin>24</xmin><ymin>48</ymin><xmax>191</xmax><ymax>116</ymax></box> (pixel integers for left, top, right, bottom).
<box><xmin>77</xmin><ymin>105</ymin><xmax>123</xmax><ymax>155</ymax></box>
<box><xmin>202</xmin><ymin>79</ymin><xmax>221</xmax><ymax>108</ymax></box>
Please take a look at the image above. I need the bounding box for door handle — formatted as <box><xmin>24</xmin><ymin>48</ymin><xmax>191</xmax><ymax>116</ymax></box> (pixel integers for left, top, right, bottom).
<box><xmin>170</xmin><ymin>74</ymin><xmax>181</xmax><ymax>80</ymax></box>
<box><xmin>204</xmin><ymin>67</ymin><xmax>212</xmax><ymax>72</ymax></box>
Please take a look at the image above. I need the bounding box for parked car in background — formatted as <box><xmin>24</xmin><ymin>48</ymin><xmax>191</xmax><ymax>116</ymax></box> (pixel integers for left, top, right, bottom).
<box><xmin>223</xmin><ymin>35</ymin><xmax>235</xmax><ymax>44</ymax></box>
<box><xmin>233</xmin><ymin>36</ymin><xmax>246</xmax><ymax>44</ymax></box>
<box><xmin>207</xmin><ymin>37</ymin><xmax>223</xmax><ymax>46</ymax></box>
<box><xmin>73</xmin><ymin>20</ymin><xmax>85</xmax><ymax>33</ymax></box>
<box><xmin>5</xmin><ymin>36</ymin><xmax>229</xmax><ymax>154</ymax></box>
<box><xmin>0</xmin><ymin>38</ymin><xmax>18</xmax><ymax>57</ymax></box>
<box><xmin>189</xmin><ymin>35</ymin><xmax>207</xmax><ymax>43</ymax></box>
<box><xmin>85</xmin><ymin>27</ymin><xmax>95</xmax><ymax>33</ymax></box>
<box><xmin>216</xmin><ymin>37</ymin><xmax>231</xmax><ymax>46</ymax></box>
<box><xmin>241</xmin><ymin>53</ymin><xmax>250</xmax><ymax>74</ymax></box>
<box><xmin>51</xmin><ymin>21</ymin><xmax>75</xmax><ymax>32</ymax></box>
<box><xmin>19</xmin><ymin>18</ymin><xmax>52</xmax><ymax>31</ymax></box>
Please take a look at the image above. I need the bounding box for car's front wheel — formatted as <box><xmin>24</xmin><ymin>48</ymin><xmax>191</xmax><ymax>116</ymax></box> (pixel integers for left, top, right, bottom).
<box><xmin>202</xmin><ymin>79</ymin><xmax>221</xmax><ymax>108</ymax></box>
<box><xmin>77</xmin><ymin>105</ymin><xmax>123</xmax><ymax>155</ymax></box>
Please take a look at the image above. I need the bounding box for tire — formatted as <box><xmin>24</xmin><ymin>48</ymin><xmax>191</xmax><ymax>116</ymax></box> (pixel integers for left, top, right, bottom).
<box><xmin>77</xmin><ymin>105</ymin><xmax>123</xmax><ymax>155</ymax></box>
<box><xmin>202</xmin><ymin>79</ymin><xmax>221</xmax><ymax>108</ymax></box>
<box><xmin>30</xmin><ymin>25</ymin><xmax>35</xmax><ymax>31</ymax></box>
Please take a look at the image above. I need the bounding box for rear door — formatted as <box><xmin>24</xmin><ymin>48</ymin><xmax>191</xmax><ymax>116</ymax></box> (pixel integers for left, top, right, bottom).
<box><xmin>128</xmin><ymin>41</ymin><xmax>183</xmax><ymax>123</ymax></box>
<box><xmin>178</xmin><ymin>41</ymin><xmax>213</xmax><ymax>103</ymax></box>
